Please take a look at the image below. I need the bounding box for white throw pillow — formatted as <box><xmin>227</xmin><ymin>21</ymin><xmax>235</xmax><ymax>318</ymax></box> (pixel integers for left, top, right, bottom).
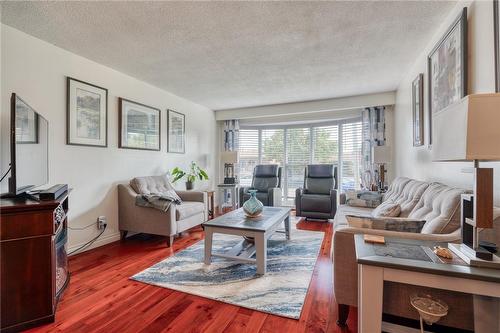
<box><xmin>372</xmin><ymin>202</ymin><xmax>401</xmax><ymax>218</ymax></box>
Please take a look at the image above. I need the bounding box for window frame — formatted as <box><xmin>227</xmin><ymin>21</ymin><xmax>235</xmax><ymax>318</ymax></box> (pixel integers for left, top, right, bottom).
<box><xmin>239</xmin><ymin>117</ymin><xmax>362</xmax><ymax>198</ymax></box>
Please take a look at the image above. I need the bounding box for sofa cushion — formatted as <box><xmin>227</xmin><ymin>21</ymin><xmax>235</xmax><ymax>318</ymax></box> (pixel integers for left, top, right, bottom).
<box><xmin>345</xmin><ymin>191</ymin><xmax>382</xmax><ymax>208</ymax></box>
<box><xmin>388</xmin><ymin>180</ymin><xmax>429</xmax><ymax>217</ymax></box>
<box><xmin>334</xmin><ymin>205</ymin><xmax>373</xmax><ymax>230</ymax></box>
<box><xmin>382</xmin><ymin>177</ymin><xmax>411</xmax><ymax>202</ymax></box>
<box><xmin>372</xmin><ymin>202</ymin><xmax>401</xmax><ymax>217</ymax></box>
<box><xmin>176</xmin><ymin>202</ymin><xmax>205</xmax><ymax>221</ymax></box>
<box><xmin>301</xmin><ymin>194</ymin><xmax>332</xmax><ymax>213</ymax></box>
<box><xmin>409</xmin><ymin>183</ymin><xmax>466</xmax><ymax>234</ymax></box>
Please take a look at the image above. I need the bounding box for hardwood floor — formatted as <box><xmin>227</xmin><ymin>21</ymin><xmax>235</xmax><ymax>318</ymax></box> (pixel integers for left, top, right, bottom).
<box><xmin>26</xmin><ymin>219</ymin><xmax>357</xmax><ymax>333</ymax></box>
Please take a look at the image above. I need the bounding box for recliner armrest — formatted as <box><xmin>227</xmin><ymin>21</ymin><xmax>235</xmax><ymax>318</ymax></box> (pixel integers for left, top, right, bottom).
<box><xmin>268</xmin><ymin>187</ymin><xmax>282</xmax><ymax>207</ymax></box>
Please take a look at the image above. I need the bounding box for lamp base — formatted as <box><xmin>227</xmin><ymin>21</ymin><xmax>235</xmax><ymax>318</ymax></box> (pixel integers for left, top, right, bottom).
<box><xmin>448</xmin><ymin>243</ymin><xmax>500</xmax><ymax>269</ymax></box>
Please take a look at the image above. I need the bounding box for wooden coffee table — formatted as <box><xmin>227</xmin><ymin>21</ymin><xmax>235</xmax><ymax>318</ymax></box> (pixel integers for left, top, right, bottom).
<box><xmin>202</xmin><ymin>207</ymin><xmax>291</xmax><ymax>275</ymax></box>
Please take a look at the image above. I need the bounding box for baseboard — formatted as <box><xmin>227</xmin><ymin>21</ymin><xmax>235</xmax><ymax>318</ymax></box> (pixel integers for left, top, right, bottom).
<box><xmin>68</xmin><ymin>232</ymin><xmax>121</xmax><ymax>256</ymax></box>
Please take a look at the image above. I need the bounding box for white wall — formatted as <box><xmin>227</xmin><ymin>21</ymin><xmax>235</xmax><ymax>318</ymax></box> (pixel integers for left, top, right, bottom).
<box><xmin>1</xmin><ymin>25</ymin><xmax>217</xmax><ymax>253</ymax></box>
<box><xmin>393</xmin><ymin>1</ymin><xmax>500</xmax><ymax>203</ymax></box>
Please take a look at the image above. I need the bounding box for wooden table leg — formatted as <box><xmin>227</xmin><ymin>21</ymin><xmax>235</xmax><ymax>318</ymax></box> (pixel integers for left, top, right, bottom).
<box><xmin>255</xmin><ymin>234</ymin><xmax>267</xmax><ymax>275</ymax></box>
<box><xmin>204</xmin><ymin>228</ymin><xmax>213</xmax><ymax>265</ymax></box>
<box><xmin>284</xmin><ymin>215</ymin><xmax>291</xmax><ymax>240</ymax></box>
<box><xmin>358</xmin><ymin>264</ymin><xmax>383</xmax><ymax>333</ymax></box>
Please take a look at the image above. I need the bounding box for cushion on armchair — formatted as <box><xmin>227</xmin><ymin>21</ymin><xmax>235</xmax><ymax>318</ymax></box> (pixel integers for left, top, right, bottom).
<box><xmin>346</xmin><ymin>215</ymin><xmax>426</xmax><ymax>233</ymax></box>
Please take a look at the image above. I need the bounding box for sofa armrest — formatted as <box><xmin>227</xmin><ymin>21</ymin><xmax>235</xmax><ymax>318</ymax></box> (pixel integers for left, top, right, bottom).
<box><xmin>176</xmin><ymin>190</ymin><xmax>206</xmax><ymax>203</ymax></box>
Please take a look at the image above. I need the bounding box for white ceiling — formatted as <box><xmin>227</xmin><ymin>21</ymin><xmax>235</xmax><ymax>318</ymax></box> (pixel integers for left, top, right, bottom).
<box><xmin>1</xmin><ymin>1</ymin><xmax>456</xmax><ymax>111</ymax></box>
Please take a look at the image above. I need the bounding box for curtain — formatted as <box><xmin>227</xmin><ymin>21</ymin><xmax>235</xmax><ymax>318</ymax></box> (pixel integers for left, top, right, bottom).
<box><xmin>223</xmin><ymin>120</ymin><xmax>239</xmax><ymax>151</ymax></box>
<box><xmin>361</xmin><ymin>107</ymin><xmax>386</xmax><ymax>189</ymax></box>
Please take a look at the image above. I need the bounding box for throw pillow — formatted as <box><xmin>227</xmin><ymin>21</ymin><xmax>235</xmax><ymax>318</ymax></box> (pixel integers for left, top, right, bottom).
<box><xmin>372</xmin><ymin>202</ymin><xmax>401</xmax><ymax>218</ymax></box>
<box><xmin>345</xmin><ymin>190</ymin><xmax>382</xmax><ymax>208</ymax></box>
<box><xmin>346</xmin><ymin>215</ymin><xmax>426</xmax><ymax>233</ymax></box>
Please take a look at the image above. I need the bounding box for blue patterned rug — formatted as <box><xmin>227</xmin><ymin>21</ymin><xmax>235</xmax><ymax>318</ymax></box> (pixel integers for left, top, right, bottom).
<box><xmin>131</xmin><ymin>226</ymin><xmax>324</xmax><ymax>319</ymax></box>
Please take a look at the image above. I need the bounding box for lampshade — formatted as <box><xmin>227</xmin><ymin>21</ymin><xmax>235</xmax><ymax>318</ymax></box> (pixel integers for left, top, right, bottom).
<box><xmin>432</xmin><ymin>93</ymin><xmax>500</xmax><ymax>162</ymax></box>
<box><xmin>373</xmin><ymin>145</ymin><xmax>392</xmax><ymax>164</ymax></box>
<box><xmin>220</xmin><ymin>151</ymin><xmax>239</xmax><ymax>164</ymax></box>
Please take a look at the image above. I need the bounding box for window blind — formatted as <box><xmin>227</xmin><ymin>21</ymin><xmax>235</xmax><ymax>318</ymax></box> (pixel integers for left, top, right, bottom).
<box><xmin>286</xmin><ymin>128</ymin><xmax>311</xmax><ymax>198</ymax></box>
<box><xmin>313</xmin><ymin>125</ymin><xmax>339</xmax><ymax>164</ymax></box>
<box><xmin>340</xmin><ymin>121</ymin><xmax>362</xmax><ymax>192</ymax></box>
<box><xmin>238</xmin><ymin>129</ymin><xmax>259</xmax><ymax>186</ymax></box>
<box><xmin>261</xmin><ymin>129</ymin><xmax>285</xmax><ymax>166</ymax></box>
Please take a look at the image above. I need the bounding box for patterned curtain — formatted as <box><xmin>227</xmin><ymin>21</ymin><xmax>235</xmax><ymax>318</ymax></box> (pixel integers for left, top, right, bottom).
<box><xmin>361</xmin><ymin>107</ymin><xmax>386</xmax><ymax>189</ymax></box>
<box><xmin>223</xmin><ymin>120</ymin><xmax>239</xmax><ymax>151</ymax></box>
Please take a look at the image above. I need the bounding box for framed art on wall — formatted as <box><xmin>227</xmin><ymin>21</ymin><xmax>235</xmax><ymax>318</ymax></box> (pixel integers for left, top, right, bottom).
<box><xmin>495</xmin><ymin>0</ymin><xmax>500</xmax><ymax>92</ymax></box>
<box><xmin>427</xmin><ymin>7</ymin><xmax>467</xmax><ymax>144</ymax></box>
<box><xmin>118</xmin><ymin>98</ymin><xmax>161</xmax><ymax>151</ymax></box>
<box><xmin>67</xmin><ymin>77</ymin><xmax>108</xmax><ymax>147</ymax></box>
<box><xmin>167</xmin><ymin>109</ymin><xmax>185</xmax><ymax>153</ymax></box>
<box><xmin>412</xmin><ymin>74</ymin><xmax>424</xmax><ymax>147</ymax></box>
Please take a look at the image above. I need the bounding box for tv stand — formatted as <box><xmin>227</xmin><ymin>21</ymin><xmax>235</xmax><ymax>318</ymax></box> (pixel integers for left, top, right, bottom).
<box><xmin>1</xmin><ymin>191</ymin><xmax>70</xmax><ymax>332</ymax></box>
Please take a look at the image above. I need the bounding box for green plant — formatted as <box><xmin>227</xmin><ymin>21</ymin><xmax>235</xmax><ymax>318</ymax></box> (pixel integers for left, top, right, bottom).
<box><xmin>171</xmin><ymin>161</ymin><xmax>209</xmax><ymax>184</ymax></box>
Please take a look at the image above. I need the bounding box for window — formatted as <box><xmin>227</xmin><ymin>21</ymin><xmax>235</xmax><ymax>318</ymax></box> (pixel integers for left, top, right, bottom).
<box><xmin>286</xmin><ymin>128</ymin><xmax>311</xmax><ymax>199</ymax></box>
<box><xmin>238</xmin><ymin>118</ymin><xmax>363</xmax><ymax>202</ymax></box>
<box><xmin>238</xmin><ymin>129</ymin><xmax>259</xmax><ymax>186</ymax></box>
<box><xmin>340</xmin><ymin>121</ymin><xmax>362</xmax><ymax>192</ymax></box>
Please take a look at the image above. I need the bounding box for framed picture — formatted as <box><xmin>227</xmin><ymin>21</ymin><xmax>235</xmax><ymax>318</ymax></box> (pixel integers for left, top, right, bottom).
<box><xmin>495</xmin><ymin>0</ymin><xmax>500</xmax><ymax>92</ymax></box>
<box><xmin>412</xmin><ymin>74</ymin><xmax>424</xmax><ymax>147</ymax></box>
<box><xmin>427</xmin><ymin>7</ymin><xmax>467</xmax><ymax>144</ymax></box>
<box><xmin>118</xmin><ymin>98</ymin><xmax>161</xmax><ymax>151</ymax></box>
<box><xmin>167</xmin><ymin>109</ymin><xmax>185</xmax><ymax>153</ymax></box>
<box><xmin>67</xmin><ymin>77</ymin><xmax>108</xmax><ymax>147</ymax></box>
<box><xmin>14</xmin><ymin>94</ymin><xmax>39</xmax><ymax>144</ymax></box>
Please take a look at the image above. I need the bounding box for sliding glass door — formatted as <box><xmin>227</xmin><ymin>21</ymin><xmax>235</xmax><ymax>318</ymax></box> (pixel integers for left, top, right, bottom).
<box><xmin>238</xmin><ymin>118</ymin><xmax>362</xmax><ymax>203</ymax></box>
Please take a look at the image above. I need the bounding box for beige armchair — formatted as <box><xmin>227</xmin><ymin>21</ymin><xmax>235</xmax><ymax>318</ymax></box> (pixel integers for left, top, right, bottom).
<box><xmin>118</xmin><ymin>176</ymin><xmax>207</xmax><ymax>247</ymax></box>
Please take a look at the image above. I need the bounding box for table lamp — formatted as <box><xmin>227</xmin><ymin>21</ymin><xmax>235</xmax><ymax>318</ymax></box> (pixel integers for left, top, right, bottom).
<box><xmin>432</xmin><ymin>93</ymin><xmax>500</xmax><ymax>267</ymax></box>
<box><xmin>220</xmin><ymin>151</ymin><xmax>239</xmax><ymax>184</ymax></box>
<box><xmin>373</xmin><ymin>145</ymin><xmax>392</xmax><ymax>191</ymax></box>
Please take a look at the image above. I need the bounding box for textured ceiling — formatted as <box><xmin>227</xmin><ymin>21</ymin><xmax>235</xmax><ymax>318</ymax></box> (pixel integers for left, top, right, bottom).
<box><xmin>1</xmin><ymin>1</ymin><xmax>456</xmax><ymax>110</ymax></box>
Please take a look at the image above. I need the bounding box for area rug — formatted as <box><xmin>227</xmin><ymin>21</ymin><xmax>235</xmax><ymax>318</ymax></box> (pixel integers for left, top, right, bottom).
<box><xmin>131</xmin><ymin>226</ymin><xmax>324</xmax><ymax>319</ymax></box>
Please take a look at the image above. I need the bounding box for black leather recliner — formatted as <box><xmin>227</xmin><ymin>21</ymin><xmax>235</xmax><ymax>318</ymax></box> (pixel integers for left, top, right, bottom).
<box><xmin>295</xmin><ymin>164</ymin><xmax>338</xmax><ymax>220</ymax></box>
<box><xmin>239</xmin><ymin>165</ymin><xmax>282</xmax><ymax>207</ymax></box>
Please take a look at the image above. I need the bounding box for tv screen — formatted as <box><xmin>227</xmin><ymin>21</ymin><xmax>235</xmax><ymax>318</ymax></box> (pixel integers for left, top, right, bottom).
<box><xmin>9</xmin><ymin>93</ymin><xmax>49</xmax><ymax>195</ymax></box>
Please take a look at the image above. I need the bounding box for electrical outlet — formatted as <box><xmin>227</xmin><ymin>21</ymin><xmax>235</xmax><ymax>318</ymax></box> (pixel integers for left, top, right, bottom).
<box><xmin>97</xmin><ymin>216</ymin><xmax>107</xmax><ymax>230</ymax></box>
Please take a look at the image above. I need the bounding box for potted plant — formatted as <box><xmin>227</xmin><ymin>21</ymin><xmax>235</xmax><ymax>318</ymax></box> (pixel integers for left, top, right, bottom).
<box><xmin>171</xmin><ymin>161</ymin><xmax>209</xmax><ymax>190</ymax></box>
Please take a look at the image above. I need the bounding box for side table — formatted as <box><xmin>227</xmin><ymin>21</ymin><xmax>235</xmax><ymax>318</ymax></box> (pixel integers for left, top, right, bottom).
<box><xmin>205</xmin><ymin>190</ymin><xmax>215</xmax><ymax>219</ymax></box>
<box><xmin>217</xmin><ymin>184</ymin><xmax>239</xmax><ymax>213</ymax></box>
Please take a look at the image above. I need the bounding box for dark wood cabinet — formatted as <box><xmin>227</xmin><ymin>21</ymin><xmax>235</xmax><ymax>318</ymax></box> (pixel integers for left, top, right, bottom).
<box><xmin>1</xmin><ymin>192</ymin><xmax>70</xmax><ymax>333</ymax></box>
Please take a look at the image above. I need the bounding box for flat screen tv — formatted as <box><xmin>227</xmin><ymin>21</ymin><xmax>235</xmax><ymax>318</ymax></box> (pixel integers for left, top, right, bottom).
<box><xmin>2</xmin><ymin>93</ymin><xmax>49</xmax><ymax>196</ymax></box>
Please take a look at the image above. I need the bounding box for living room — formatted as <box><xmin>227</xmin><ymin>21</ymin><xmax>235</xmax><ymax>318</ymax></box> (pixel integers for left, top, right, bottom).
<box><xmin>1</xmin><ymin>1</ymin><xmax>500</xmax><ymax>333</ymax></box>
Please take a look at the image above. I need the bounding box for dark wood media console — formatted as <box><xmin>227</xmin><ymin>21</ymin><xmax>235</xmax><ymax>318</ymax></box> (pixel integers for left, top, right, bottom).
<box><xmin>1</xmin><ymin>191</ymin><xmax>70</xmax><ymax>332</ymax></box>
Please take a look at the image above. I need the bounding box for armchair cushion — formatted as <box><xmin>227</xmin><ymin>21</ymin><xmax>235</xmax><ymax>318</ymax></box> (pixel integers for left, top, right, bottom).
<box><xmin>304</xmin><ymin>164</ymin><xmax>335</xmax><ymax>194</ymax></box>
<box><xmin>346</xmin><ymin>215</ymin><xmax>426</xmax><ymax>233</ymax></box>
<box><xmin>176</xmin><ymin>202</ymin><xmax>205</xmax><ymax>221</ymax></box>
<box><xmin>130</xmin><ymin>175</ymin><xmax>182</xmax><ymax>202</ymax></box>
